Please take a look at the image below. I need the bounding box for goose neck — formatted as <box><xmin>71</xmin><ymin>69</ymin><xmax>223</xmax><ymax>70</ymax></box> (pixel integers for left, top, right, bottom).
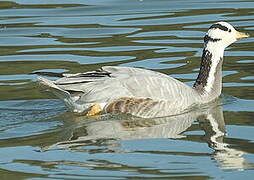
<box><xmin>193</xmin><ymin>45</ymin><xmax>224</xmax><ymax>100</ymax></box>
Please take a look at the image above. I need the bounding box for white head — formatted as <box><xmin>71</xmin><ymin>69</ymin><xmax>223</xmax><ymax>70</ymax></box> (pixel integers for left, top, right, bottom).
<box><xmin>204</xmin><ymin>22</ymin><xmax>249</xmax><ymax>48</ymax></box>
<box><xmin>194</xmin><ymin>22</ymin><xmax>250</xmax><ymax>94</ymax></box>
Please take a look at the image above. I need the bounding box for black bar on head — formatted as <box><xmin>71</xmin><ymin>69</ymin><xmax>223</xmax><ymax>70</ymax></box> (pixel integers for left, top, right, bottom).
<box><xmin>209</xmin><ymin>24</ymin><xmax>228</xmax><ymax>31</ymax></box>
<box><xmin>204</xmin><ymin>35</ymin><xmax>221</xmax><ymax>43</ymax></box>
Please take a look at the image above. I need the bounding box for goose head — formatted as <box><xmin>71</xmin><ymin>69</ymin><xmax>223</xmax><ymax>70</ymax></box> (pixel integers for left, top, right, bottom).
<box><xmin>194</xmin><ymin>22</ymin><xmax>249</xmax><ymax>96</ymax></box>
<box><xmin>204</xmin><ymin>22</ymin><xmax>249</xmax><ymax>48</ymax></box>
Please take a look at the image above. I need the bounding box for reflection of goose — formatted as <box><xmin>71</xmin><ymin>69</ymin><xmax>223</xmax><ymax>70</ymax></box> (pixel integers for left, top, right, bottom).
<box><xmin>44</xmin><ymin>103</ymin><xmax>252</xmax><ymax>170</ymax></box>
<box><xmin>35</xmin><ymin>22</ymin><xmax>249</xmax><ymax>118</ymax></box>
<box><xmin>43</xmin><ymin>106</ymin><xmax>203</xmax><ymax>152</ymax></box>
<box><xmin>198</xmin><ymin>107</ymin><xmax>251</xmax><ymax>170</ymax></box>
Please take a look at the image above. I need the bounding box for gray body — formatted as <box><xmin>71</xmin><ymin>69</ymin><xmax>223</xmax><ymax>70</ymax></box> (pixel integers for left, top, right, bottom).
<box><xmin>38</xmin><ymin>22</ymin><xmax>248</xmax><ymax>118</ymax></box>
<box><xmin>38</xmin><ymin>64</ymin><xmax>221</xmax><ymax>117</ymax></box>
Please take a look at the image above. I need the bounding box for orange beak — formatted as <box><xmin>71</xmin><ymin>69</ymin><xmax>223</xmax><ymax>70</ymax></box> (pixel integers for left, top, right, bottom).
<box><xmin>236</xmin><ymin>31</ymin><xmax>250</xmax><ymax>40</ymax></box>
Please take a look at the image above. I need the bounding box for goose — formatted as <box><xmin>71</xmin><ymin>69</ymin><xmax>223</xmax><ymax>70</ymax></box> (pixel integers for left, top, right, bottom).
<box><xmin>36</xmin><ymin>22</ymin><xmax>249</xmax><ymax>118</ymax></box>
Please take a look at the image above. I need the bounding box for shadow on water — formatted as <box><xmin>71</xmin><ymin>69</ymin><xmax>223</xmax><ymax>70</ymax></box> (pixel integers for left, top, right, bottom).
<box><xmin>40</xmin><ymin>98</ymin><xmax>254</xmax><ymax>171</ymax></box>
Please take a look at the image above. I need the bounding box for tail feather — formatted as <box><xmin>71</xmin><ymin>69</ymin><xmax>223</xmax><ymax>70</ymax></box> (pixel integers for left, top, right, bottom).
<box><xmin>31</xmin><ymin>71</ymin><xmax>64</xmax><ymax>77</ymax></box>
<box><xmin>38</xmin><ymin>77</ymin><xmax>70</xmax><ymax>98</ymax></box>
<box><xmin>38</xmin><ymin>77</ymin><xmax>85</xmax><ymax>112</ymax></box>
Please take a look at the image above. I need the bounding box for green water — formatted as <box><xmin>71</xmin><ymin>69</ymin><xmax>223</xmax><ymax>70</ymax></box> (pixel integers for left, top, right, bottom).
<box><xmin>0</xmin><ymin>0</ymin><xmax>254</xmax><ymax>179</ymax></box>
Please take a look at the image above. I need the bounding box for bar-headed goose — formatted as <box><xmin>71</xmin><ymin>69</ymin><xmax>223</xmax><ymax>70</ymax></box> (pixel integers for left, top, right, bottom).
<box><xmin>37</xmin><ymin>22</ymin><xmax>249</xmax><ymax>118</ymax></box>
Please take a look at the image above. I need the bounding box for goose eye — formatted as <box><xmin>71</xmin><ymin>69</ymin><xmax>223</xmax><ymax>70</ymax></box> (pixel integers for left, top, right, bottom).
<box><xmin>228</xmin><ymin>29</ymin><xmax>232</xmax><ymax>32</ymax></box>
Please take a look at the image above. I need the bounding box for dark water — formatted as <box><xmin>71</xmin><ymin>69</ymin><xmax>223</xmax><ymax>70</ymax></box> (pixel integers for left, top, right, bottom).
<box><xmin>0</xmin><ymin>0</ymin><xmax>254</xmax><ymax>179</ymax></box>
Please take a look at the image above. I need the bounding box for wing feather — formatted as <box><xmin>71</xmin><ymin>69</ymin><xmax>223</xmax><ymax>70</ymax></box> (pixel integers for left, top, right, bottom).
<box><xmin>37</xmin><ymin>66</ymin><xmax>198</xmax><ymax>116</ymax></box>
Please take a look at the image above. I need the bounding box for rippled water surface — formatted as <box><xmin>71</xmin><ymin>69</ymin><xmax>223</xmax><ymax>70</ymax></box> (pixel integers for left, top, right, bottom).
<box><xmin>0</xmin><ymin>0</ymin><xmax>254</xmax><ymax>179</ymax></box>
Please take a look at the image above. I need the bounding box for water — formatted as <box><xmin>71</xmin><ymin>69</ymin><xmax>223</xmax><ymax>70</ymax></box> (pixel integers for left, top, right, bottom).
<box><xmin>0</xmin><ymin>0</ymin><xmax>254</xmax><ymax>179</ymax></box>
